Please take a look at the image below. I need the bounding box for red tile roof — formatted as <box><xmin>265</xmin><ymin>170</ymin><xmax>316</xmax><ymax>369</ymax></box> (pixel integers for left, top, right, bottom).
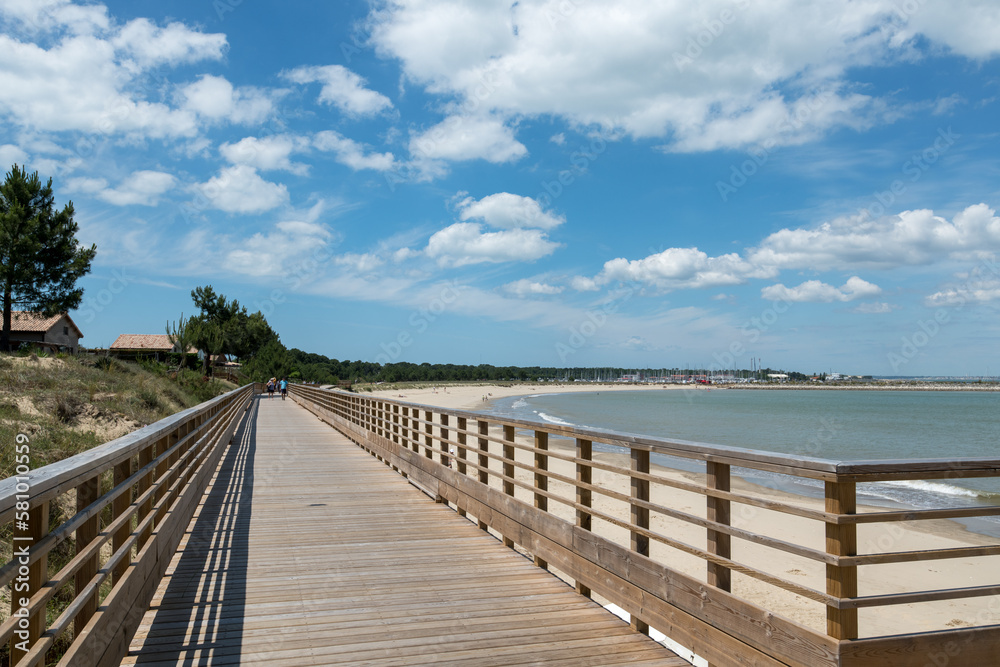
<box><xmin>110</xmin><ymin>334</ymin><xmax>176</xmax><ymax>351</ymax></box>
<box><xmin>11</xmin><ymin>311</ymin><xmax>83</xmax><ymax>338</ymax></box>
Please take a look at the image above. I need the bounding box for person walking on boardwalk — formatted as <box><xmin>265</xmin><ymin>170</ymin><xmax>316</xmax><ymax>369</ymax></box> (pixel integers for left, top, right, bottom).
<box><xmin>267</xmin><ymin>378</ymin><xmax>275</xmax><ymax>399</ymax></box>
<box><xmin>279</xmin><ymin>377</ymin><xmax>288</xmax><ymax>400</ymax></box>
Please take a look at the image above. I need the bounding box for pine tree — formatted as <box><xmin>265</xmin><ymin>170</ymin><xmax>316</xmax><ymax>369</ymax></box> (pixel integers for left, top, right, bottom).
<box><xmin>166</xmin><ymin>312</ymin><xmax>194</xmax><ymax>371</ymax></box>
<box><xmin>0</xmin><ymin>165</ymin><xmax>97</xmax><ymax>350</ymax></box>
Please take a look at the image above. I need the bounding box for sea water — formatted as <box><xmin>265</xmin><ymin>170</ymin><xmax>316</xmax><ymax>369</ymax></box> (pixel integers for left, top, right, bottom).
<box><xmin>486</xmin><ymin>388</ymin><xmax>1000</xmax><ymax>533</ymax></box>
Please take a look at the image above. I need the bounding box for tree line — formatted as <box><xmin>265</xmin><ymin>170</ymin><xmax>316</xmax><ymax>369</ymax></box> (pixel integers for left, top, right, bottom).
<box><xmin>170</xmin><ymin>287</ymin><xmax>810</xmax><ymax>385</ymax></box>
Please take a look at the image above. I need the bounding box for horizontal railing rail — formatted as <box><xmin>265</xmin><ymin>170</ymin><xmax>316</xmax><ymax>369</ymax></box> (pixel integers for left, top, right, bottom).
<box><xmin>1</xmin><ymin>384</ymin><xmax>253</xmax><ymax>667</ymax></box>
<box><xmin>290</xmin><ymin>384</ymin><xmax>1000</xmax><ymax>667</ymax></box>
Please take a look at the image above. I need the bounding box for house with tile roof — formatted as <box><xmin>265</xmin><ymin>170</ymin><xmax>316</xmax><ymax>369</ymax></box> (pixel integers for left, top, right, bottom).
<box><xmin>8</xmin><ymin>311</ymin><xmax>84</xmax><ymax>354</ymax></box>
<box><xmin>109</xmin><ymin>334</ymin><xmax>200</xmax><ymax>361</ymax></box>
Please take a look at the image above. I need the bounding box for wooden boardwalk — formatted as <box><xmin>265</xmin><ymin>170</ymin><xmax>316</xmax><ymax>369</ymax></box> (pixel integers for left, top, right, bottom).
<box><xmin>122</xmin><ymin>395</ymin><xmax>683</xmax><ymax>666</ymax></box>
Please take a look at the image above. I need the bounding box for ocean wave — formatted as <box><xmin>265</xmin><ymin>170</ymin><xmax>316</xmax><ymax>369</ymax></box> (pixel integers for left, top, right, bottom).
<box><xmin>535</xmin><ymin>411</ymin><xmax>577</xmax><ymax>427</ymax></box>
<box><xmin>511</xmin><ymin>398</ymin><xmax>529</xmax><ymax>409</ymax></box>
<box><xmin>870</xmin><ymin>479</ymin><xmax>1000</xmax><ymax>501</ymax></box>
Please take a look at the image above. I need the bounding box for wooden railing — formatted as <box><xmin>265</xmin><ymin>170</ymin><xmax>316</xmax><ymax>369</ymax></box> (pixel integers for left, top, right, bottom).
<box><xmin>1</xmin><ymin>384</ymin><xmax>253</xmax><ymax>667</ymax></box>
<box><xmin>290</xmin><ymin>384</ymin><xmax>1000</xmax><ymax>667</ymax></box>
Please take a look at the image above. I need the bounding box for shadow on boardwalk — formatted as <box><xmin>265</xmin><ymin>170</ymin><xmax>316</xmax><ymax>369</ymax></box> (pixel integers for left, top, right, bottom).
<box><xmin>128</xmin><ymin>397</ymin><xmax>259</xmax><ymax>664</ymax></box>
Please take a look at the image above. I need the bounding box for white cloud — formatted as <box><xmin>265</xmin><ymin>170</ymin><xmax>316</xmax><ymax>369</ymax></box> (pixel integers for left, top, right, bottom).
<box><xmin>368</xmin><ymin>0</ymin><xmax>1000</xmax><ymax>151</ymax></box>
<box><xmin>97</xmin><ymin>170</ymin><xmax>176</xmax><ymax>206</ymax></box>
<box><xmin>503</xmin><ymin>279</ymin><xmax>564</xmax><ymax>296</ymax></box>
<box><xmin>410</xmin><ymin>115</ymin><xmax>526</xmax><ymax>164</ymax></box>
<box><xmin>334</xmin><ymin>253</ymin><xmax>384</xmax><ymax>274</ymax></box>
<box><xmin>749</xmin><ymin>204</ymin><xmax>1000</xmax><ymax>271</ymax></box>
<box><xmin>284</xmin><ymin>65</ymin><xmax>392</xmax><ymax>116</ymax></box>
<box><xmin>66</xmin><ymin>176</ymin><xmax>107</xmax><ymax>193</ymax></box>
<box><xmin>457</xmin><ymin>192</ymin><xmax>563</xmax><ymax>230</ymax></box>
<box><xmin>179</xmin><ymin>75</ymin><xmax>276</xmax><ymax>124</ymax></box>
<box><xmin>0</xmin><ymin>0</ymin><xmax>110</xmax><ymax>35</ymax></box>
<box><xmin>0</xmin><ymin>143</ymin><xmax>29</xmax><ymax>167</ymax></box>
<box><xmin>196</xmin><ymin>165</ymin><xmax>288</xmax><ymax>214</ymax></box>
<box><xmin>893</xmin><ymin>2</ymin><xmax>1000</xmax><ymax>60</ymax></box>
<box><xmin>925</xmin><ymin>262</ymin><xmax>1000</xmax><ymax>306</ymax></box>
<box><xmin>314</xmin><ymin>130</ymin><xmax>396</xmax><ymax>171</ymax></box>
<box><xmin>574</xmin><ymin>204</ymin><xmax>1000</xmax><ymax>298</ymax></box>
<box><xmin>112</xmin><ymin>18</ymin><xmax>227</xmax><ymax>68</ymax></box>
<box><xmin>425</xmin><ymin>222</ymin><xmax>559</xmax><ymax>267</ymax></box>
<box><xmin>0</xmin><ymin>33</ymin><xmax>198</xmax><ymax>137</ymax></box>
<box><xmin>225</xmin><ymin>221</ymin><xmax>334</xmax><ymax>277</ymax></box>
<box><xmin>570</xmin><ymin>276</ymin><xmax>600</xmax><ymax>292</ymax></box>
<box><xmin>0</xmin><ymin>7</ymin><xmax>231</xmax><ymax>138</ymax></box>
<box><xmin>220</xmin><ymin>135</ymin><xmax>310</xmax><ymax>174</ymax></box>
<box><xmin>589</xmin><ymin>247</ymin><xmax>776</xmax><ymax>291</ymax></box>
<box><xmin>761</xmin><ymin>276</ymin><xmax>882</xmax><ymax>303</ymax></box>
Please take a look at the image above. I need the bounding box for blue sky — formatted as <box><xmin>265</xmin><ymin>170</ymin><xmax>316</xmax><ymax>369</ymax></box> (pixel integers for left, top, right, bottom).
<box><xmin>3</xmin><ymin>0</ymin><xmax>1000</xmax><ymax>376</ymax></box>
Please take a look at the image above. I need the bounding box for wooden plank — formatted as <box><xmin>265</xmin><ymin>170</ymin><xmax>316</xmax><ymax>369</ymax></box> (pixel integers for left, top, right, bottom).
<box><xmin>74</xmin><ymin>475</ymin><xmax>101</xmax><ymax>636</ymax></box>
<box><xmin>825</xmin><ymin>481</ymin><xmax>858</xmax><ymax>640</ymax></box>
<box><xmin>111</xmin><ymin>459</ymin><xmax>133</xmax><ymax>584</ymax></box>
<box><xmin>534</xmin><ymin>429</ymin><xmax>549</xmax><ymax>570</ymax></box>
<box><xmin>707</xmin><ymin>461</ymin><xmax>732</xmax><ymax>591</ymax></box>
<box><xmin>839</xmin><ymin>626</ymin><xmax>1000</xmax><ymax>667</ymax></box>
<box><xmin>8</xmin><ymin>501</ymin><xmax>48</xmax><ymax>665</ymax></box>
<box><xmin>576</xmin><ymin>437</ymin><xmax>593</xmax><ymax>598</ymax></box>
<box><xmin>477</xmin><ymin>419</ymin><xmax>490</xmax><ymax>532</ymax></box>
<box><xmin>630</xmin><ymin>448</ymin><xmax>650</xmax><ymax>635</ymax></box>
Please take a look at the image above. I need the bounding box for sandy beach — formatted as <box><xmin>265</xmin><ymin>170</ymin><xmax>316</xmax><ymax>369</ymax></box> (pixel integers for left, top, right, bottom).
<box><xmin>367</xmin><ymin>380</ymin><xmax>673</xmax><ymax>412</ymax></box>
<box><xmin>367</xmin><ymin>382</ymin><xmax>1000</xmax><ymax>638</ymax></box>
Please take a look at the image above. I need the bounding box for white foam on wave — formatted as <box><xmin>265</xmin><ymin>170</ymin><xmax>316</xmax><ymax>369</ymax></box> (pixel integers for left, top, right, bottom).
<box><xmin>876</xmin><ymin>479</ymin><xmax>996</xmax><ymax>500</ymax></box>
<box><xmin>511</xmin><ymin>398</ymin><xmax>529</xmax><ymax>409</ymax></box>
<box><xmin>535</xmin><ymin>411</ymin><xmax>577</xmax><ymax>427</ymax></box>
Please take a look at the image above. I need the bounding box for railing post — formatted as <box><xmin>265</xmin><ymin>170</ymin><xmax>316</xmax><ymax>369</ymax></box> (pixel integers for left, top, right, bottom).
<box><xmin>456</xmin><ymin>417</ymin><xmax>468</xmax><ymax>475</ymax></box>
<box><xmin>392</xmin><ymin>404</ymin><xmax>399</xmax><ymax>446</ymax></box>
<box><xmin>440</xmin><ymin>414</ymin><xmax>450</xmax><ymax>467</ymax></box>
<box><xmin>9</xmin><ymin>501</ymin><xmax>49</xmax><ymax>664</ymax></box>
<box><xmin>74</xmin><ymin>474</ymin><xmax>101</xmax><ymax>635</ymax></box>
<box><xmin>410</xmin><ymin>407</ymin><xmax>420</xmax><ymax>452</ymax></box>
<box><xmin>400</xmin><ymin>406</ymin><xmax>410</xmax><ymax>451</ymax></box>
<box><xmin>575</xmin><ymin>438</ymin><xmax>592</xmax><ymax>598</ymax></box>
<box><xmin>706</xmin><ymin>461</ymin><xmax>732</xmax><ymax>591</ymax></box>
<box><xmin>534</xmin><ymin>430</ymin><xmax>549</xmax><ymax>570</ymax></box>
<box><xmin>502</xmin><ymin>425</ymin><xmax>516</xmax><ymax>548</ymax></box>
<box><xmin>826</xmin><ymin>480</ymin><xmax>858</xmax><ymax>640</ymax></box>
<box><xmin>112</xmin><ymin>458</ymin><xmax>133</xmax><ymax>583</ymax></box>
<box><xmin>151</xmin><ymin>431</ymin><xmax>175</xmax><ymax>514</ymax></box>
<box><xmin>456</xmin><ymin>417</ymin><xmax>468</xmax><ymax>517</ymax></box>
<box><xmin>137</xmin><ymin>437</ymin><xmax>160</xmax><ymax>549</ymax></box>
<box><xmin>424</xmin><ymin>410</ymin><xmax>434</xmax><ymax>459</ymax></box>
<box><xmin>630</xmin><ymin>448</ymin><xmax>650</xmax><ymax>635</ymax></box>
<box><xmin>477</xmin><ymin>420</ymin><xmax>490</xmax><ymax>531</ymax></box>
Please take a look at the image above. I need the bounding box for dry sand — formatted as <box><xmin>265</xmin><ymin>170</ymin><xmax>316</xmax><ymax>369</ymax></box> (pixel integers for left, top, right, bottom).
<box><xmin>368</xmin><ymin>382</ymin><xmax>1000</xmax><ymax>638</ymax></box>
<box><xmin>369</xmin><ymin>380</ymin><xmax>672</xmax><ymax>412</ymax></box>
